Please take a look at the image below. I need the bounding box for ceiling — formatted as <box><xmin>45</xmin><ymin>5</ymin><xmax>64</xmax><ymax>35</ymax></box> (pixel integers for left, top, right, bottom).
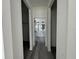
<box><xmin>29</xmin><ymin>0</ymin><xmax>50</xmax><ymax>7</ymax></box>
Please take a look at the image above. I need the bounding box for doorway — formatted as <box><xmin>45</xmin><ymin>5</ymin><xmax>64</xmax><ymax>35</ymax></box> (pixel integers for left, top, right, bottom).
<box><xmin>21</xmin><ymin>0</ymin><xmax>31</xmax><ymax>59</ymax></box>
<box><xmin>34</xmin><ymin>17</ymin><xmax>46</xmax><ymax>45</ymax></box>
<box><xmin>51</xmin><ymin>0</ymin><xmax>57</xmax><ymax>59</ymax></box>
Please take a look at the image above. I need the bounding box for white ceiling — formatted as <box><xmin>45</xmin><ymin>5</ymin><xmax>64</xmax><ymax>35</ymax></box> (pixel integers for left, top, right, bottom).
<box><xmin>29</xmin><ymin>0</ymin><xmax>50</xmax><ymax>6</ymax></box>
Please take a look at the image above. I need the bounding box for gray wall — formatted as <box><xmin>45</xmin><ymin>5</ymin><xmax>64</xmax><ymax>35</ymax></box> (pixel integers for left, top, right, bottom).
<box><xmin>10</xmin><ymin>0</ymin><xmax>23</xmax><ymax>59</ymax></box>
<box><xmin>32</xmin><ymin>6</ymin><xmax>47</xmax><ymax>18</ymax></box>
<box><xmin>51</xmin><ymin>0</ymin><xmax>57</xmax><ymax>47</ymax></box>
<box><xmin>66</xmin><ymin>0</ymin><xmax>76</xmax><ymax>59</ymax></box>
<box><xmin>57</xmin><ymin>0</ymin><xmax>68</xmax><ymax>59</ymax></box>
<box><xmin>22</xmin><ymin>0</ymin><xmax>29</xmax><ymax>41</ymax></box>
<box><xmin>2</xmin><ymin>0</ymin><xmax>13</xmax><ymax>59</ymax></box>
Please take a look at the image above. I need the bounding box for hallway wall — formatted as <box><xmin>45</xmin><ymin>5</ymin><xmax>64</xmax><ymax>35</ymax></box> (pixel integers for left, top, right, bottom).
<box><xmin>51</xmin><ymin>0</ymin><xmax>57</xmax><ymax>47</ymax></box>
<box><xmin>22</xmin><ymin>0</ymin><xmax>29</xmax><ymax>41</ymax></box>
<box><xmin>2</xmin><ymin>0</ymin><xmax>14</xmax><ymax>59</ymax></box>
<box><xmin>66</xmin><ymin>0</ymin><xmax>76</xmax><ymax>59</ymax></box>
<box><xmin>10</xmin><ymin>0</ymin><xmax>23</xmax><ymax>59</ymax></box>
<box><xmin>57</xmin><ymin>0</ymin><xmax>68</xmax><ymax>59</ymax></box>
<box><xmin>32</xmin><ymin>6</ymin><xmax>47</xmax><ymax>18</ymax></box>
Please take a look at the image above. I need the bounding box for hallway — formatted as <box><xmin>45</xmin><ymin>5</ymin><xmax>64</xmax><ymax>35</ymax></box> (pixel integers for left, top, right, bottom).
<box><xmin>21</xmin><ymin>0</ymin><xmax>57</xmax><ymax>59</ymax></box>
<box><xmin>3</xmin><ymin>0</ymin><xmax>76</xmax><ymax>59</ymax></box>
<box><xmin>22</xmin><ymin>0</ymin><xmax>57</xmax><ymax>58</ymax></box>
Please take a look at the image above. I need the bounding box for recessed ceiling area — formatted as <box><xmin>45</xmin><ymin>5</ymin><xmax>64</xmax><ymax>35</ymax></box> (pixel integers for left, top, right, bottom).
<box><xmin>29</xmin><ymin>0</ymin><xmax>50</xmax><ymax>7</ymax></box>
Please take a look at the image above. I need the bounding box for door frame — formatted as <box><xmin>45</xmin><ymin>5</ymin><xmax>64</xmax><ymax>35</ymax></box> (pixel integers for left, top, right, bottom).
<box><xmin>48</xmin><ymin>0</ymin><xmax>76</xmax><ymax>59</ymax></box>
<box><xmin>22</xmin><ymin>0</ymin><xmax>33</xmax><ymax>50</ymax></box>
<box><xmin>2</xmin><ymin>0</ymin><xmax>32</xmax><ymax>59</ymax></box>
<box><xmin>23</xmin><ymin>0</ymin><xmax>34</xmax><ymax>50</ymax></box>
<box><xmin>47</xmin><ymin>0</ymin><xmax>55</xmax><ymax>52</ymax></box>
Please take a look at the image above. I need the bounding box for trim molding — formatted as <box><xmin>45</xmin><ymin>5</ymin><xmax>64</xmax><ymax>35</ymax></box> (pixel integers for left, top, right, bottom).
<box><xmin>23</xmin><ymin>0</ymin><xmax>32</xmax><ymax>9</ymax></box>
<box><xmin>48</xmin><ymin>0</ymin><xmax>54</xmax><ymax>8</ymax></box>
